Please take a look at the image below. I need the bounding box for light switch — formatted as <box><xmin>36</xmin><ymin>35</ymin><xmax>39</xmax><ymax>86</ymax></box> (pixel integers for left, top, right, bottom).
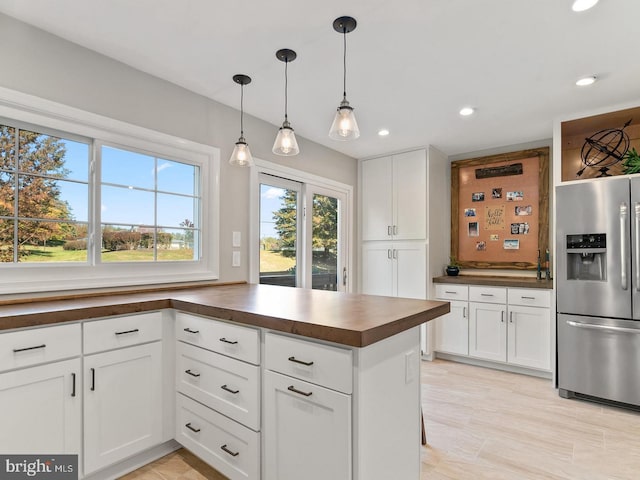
<box><xmin>232</xmin><ymin>231</ymin><xmax>241</xmax><ymax>248</ymax></box>
<box><xmin>232</xmin><ymin>251</ymin><xmax>241</xmax><ymax>267</ymax></box>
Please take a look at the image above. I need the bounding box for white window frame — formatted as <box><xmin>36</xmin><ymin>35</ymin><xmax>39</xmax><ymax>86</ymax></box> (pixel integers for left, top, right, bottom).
<box><xmin>0</xmin><ymin>86</ymin><xmax>220</xmax><ymax>294</ymax></box>
<box><xmin>249</xmin><ymin>158</ymin><xmax>354</xmax><ymax>292</ymax></box>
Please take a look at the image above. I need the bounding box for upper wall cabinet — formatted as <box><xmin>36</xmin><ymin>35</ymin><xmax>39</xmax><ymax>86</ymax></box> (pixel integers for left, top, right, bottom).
<box><xmin>361</xmin><ymin>150</ymin><xmax>427</xmax><ymax>241</ymax></box>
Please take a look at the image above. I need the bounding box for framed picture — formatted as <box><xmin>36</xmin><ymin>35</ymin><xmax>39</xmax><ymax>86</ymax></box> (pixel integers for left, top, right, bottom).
<box><xmin>451</xmin><ymin>147</ymin><xmax>549</xmax><ymax>270</ymax></box>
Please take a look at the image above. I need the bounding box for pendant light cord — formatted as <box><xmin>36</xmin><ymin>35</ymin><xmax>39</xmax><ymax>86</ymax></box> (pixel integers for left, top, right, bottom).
<box><xmin>284</xmin><ymin>58</ymin><xmax>289</xmax><ymax>121</ymax></box>
<box><xmin>342</xmin><ymin>28</ymin><xmax>347</xmax><ymax>98</ymax></box>
<box><xmin>240</xmin><ymin>83</ymin><xmax>245</xmax><ymax>137</ymax></box>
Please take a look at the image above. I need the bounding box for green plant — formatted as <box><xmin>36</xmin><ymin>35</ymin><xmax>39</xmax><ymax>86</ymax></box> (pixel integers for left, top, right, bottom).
<box><xmin>622</xmin><ymin>147</ymin><xmax>640</xmax><ymax>174</ymax></box>
<box><xmin>448</xmin><ymin>255</ymin><xmax>459</xmax><ymax>267</ymax></box>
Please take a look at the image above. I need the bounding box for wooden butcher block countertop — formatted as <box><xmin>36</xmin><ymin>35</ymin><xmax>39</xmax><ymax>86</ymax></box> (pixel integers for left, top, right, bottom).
<box><xmin>0</xmin><ymin>283</ymin><xmax>450</xmax><ymax>348</ymax></box>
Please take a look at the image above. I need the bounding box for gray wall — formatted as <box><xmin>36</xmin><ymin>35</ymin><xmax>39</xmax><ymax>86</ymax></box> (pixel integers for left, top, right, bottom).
<box><xmin>0</xmin><ymin>13</ymin><xmax>357</xmax><ymax>285</ymax></box>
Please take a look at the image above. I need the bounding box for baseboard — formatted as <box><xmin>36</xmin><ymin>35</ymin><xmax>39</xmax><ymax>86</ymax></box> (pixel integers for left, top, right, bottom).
<box><xmin>434</xmin><ymin>352</ymin><xmax>553</xmax><ymax>380</ymax></box>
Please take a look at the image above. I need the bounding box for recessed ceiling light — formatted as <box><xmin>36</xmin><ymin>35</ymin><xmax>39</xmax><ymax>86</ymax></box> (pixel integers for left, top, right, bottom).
<box><xmin>378</xmin><ymin>129</ymin><xmax>390</xmax><ymax>136</ymax></box>
<box><xmin>576</xmin><ymin>75</ymin><xmax>597</xmax><ymax>86</ymax></box>
<box><xmin>459</xmin><ymin>107</ymin><xmax>475</xmax><ymax>116</ymax></box>
<box><xmin>572</xmin><ymin>0</ymin><xmax>598</xmax><ymax>12</ymax></box>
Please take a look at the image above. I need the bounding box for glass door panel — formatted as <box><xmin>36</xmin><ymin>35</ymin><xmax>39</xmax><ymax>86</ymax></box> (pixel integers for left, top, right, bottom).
<box><xmin>311</xmin><ymin>193</ymin><xmax>339</xmax><ymax>291</ymax></box>
<box><xmin>259</xmin><ymin>176</ymin><xmax>301</xmax><ymax>287</ymax></box>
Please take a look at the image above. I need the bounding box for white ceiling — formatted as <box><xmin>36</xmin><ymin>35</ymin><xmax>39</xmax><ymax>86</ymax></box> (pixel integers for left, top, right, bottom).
<box><xmin>0</xmin><ymin>0</ymin><xmax>638</xmax><ymax>159</ymax></box>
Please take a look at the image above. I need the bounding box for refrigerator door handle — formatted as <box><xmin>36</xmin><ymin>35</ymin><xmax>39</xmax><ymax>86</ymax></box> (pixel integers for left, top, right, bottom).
<box><xmin>621</xmin><ymin>202</ymin><xmax>629</xmax><ymax>291</ymax></box>
<box><xmin>635</xmin><ymin>203</ymin><xmax>640</xmax><ymax>291</ymax></box>
<box><xmin>567</xmin><ymin>319</ymin><xmax>640</xmax><ymax>335</ymax></box>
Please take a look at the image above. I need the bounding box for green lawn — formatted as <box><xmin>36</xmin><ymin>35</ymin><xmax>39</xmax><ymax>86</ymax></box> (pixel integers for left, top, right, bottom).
<box><xmin>260</xmin><ymin>250</ymin><xmax>296</xmax><ymax>273</ymax></box>
<box><xmin>21</xmin><ymin>245</ymin><xmax>194</xmax><ymax>262</ymax></box>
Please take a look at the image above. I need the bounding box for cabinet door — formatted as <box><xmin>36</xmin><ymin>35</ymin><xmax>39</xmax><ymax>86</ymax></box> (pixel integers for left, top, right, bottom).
<box><xmin>507</xmin><ymin>305</ymin><xmax>551</xmax><ymax>370</ymax></box>
<box><xmin>0</xmin><ymin>358</ymin><xmax>80</xmax><ymax>455</ymax></box>
<box><xmin>469</xmin><ymin>302</ymin><xmax>507</xmax><ymax>362</ymax></box>
<box><xmin>361</xmin><ymin>243</ymin><xmax>394</xmax><ymax>296</ymax></box>
<box><xmin>84</xmin><ymin>342</ymin><xmax>163</xmax><ymax>475</ymax></box>
<box><xmin>394</xmin><ymin>243</ymin><xmax>426</xmax><ymax>299</ymax></box>
<box><xmin>393</xmin><ymin>150</ymin><xmax>426</xmax><ymax>240</ymax></box>
<box><xmin>263</xmin><ymin>370</ymin><xmax>351</xmax><ymax>480</ymax></box>
<box><xmin>361</xmin><ymin>156</ymin><xmax>393</xmax><ymax>241</ymax></box>
<box><xmin>434</xmin><ymin>300</ymin><xmax>469</xmax><ymax>355</ymax></box>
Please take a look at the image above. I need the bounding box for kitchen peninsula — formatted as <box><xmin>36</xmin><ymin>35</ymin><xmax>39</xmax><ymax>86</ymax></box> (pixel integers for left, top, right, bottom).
<box><xmin>0</xmin><ymin>283</ymin><xmax>449</xmax><ymax>480</ymax></box>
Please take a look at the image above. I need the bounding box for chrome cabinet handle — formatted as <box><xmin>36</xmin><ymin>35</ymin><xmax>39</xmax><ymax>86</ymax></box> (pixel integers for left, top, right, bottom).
<box><xmin>185</xmin><ymin>369</ymin><xmax>200</xmax><ymax>378</ymax></box>
<box><xmin>393</xmin><ymin>249</ymin><xmax>398</xmax><ymax>259</ymax></box>
<box><xmin>288</xmin><ymin>356</ymin><xmax>314</xmax><ymax>366</ymax></box>
<box><xmin>288</xmin><ymin>385</ymin><xmax>313</xmax><ymax>397</ymax></box>
<box><xmin>510</xmin><ymin>311</ymin><xmax>513</xmax><ymax>323</ymax></box>
<box><xmin>393</xmin><ymin>225</ymin><xmax>398</xmax><ymax>235</ymax></box>
<box><xmin>501</xmin><ymin>311</ymin><xmax>505</xmax><ymax>323</ymax></box>
<box><xmin>221</xmin><ymin>384</ymin><xmax>239</xmax><ymax>394</ymax></box>
<box><xmin>221</xmin><ymin>444</ymin><xmax>239</xmax><ymax>457</ymax></box>
<box><xmin>388</xmin><ymin>225</ymin><xmax>392</xmax><ymax>236</ymax></box>
<box><xmin>115</xmin><ymin>328</ymin><xmax>139</xmax><ymax>336</ymax></box>
<box><xmin>463</xmin><ymin>307</ymin><xmax>467</xmax><ymax>318</ymax></box>
<box><xmin>621</xmin><ymin>202</ymin><xmax>629</xmax><ymax>291</ymax></box>
<box><xmin>219</xmin><ymin>337</ymin><xmax>238</xmax><ymax>345</ymax></box>
<box><xmin>13</xmin><ymin>344</ymin><xmax>46</xmax><ymax>353</ymax></box>
<box><xmin>185</xmin><ymin>423</ymin><xmax>200</xmax><ymax>433</ymax></box>
<box><xmin>387</xmin><ymin>249</ymin><xmax>392</xmax><ymax>259</ymax></box>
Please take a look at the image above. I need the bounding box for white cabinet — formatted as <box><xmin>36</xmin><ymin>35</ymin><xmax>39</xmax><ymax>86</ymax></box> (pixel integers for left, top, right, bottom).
<box><xmin>0</xmin><ymin>323</ymin><xmax>82</xmax><ymax>456</ymax></box>
<box><xmin>361</xmin><ymin>150</ymin><xmax>426</xmax><ymax>241</ymax></box>
<box><xmin>263</xmin><ymin>332</ymin><xmax>352</xmax><ymax>480</ymax></box>
<box><xmin>263</xmin><ymin>370</ymin><xmax>351</xmax><ymax>480</ymax></box>
<box><xmin>434</xmin><ymin>283</ymin><xmax>552</xmax><ymax>374</ymax></box>
<box><xmin>469</xmin><ymin>301</ymin><xmax>507</xmax><ymax>362</ymax></box>
<box><xmin>0</xmin><ymin>358</ymin><xmax>81</xmax><ymax>454</ymax></box>
<box><xmin>361</xmin><ymin>242</ymin><xmax>426</xmax><ymax>299</ymax></box>
<box><xmin>434</xmin><ymin>285</ymin><xmax>469</xmax><ymax>355</ymax></box>
<box><xmin>175</xmin><ymin>312</ymin><xmax>261</xmax><ymax>480</ymax></box>
<box><xmin>83</xmin><ymin>313</ymin><xmax>164</xmax><ymax>476</ymax></box>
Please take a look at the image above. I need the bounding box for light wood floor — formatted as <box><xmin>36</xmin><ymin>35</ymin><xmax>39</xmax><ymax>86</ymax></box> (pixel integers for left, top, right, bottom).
<box><xmin>122</xmin><ymin>359</ymin><xmax>640</xmax><ymax>479</ymax></box>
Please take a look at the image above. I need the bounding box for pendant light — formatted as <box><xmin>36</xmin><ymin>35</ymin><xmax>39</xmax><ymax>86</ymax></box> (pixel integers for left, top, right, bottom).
<box><xmin>272</xmin><ymin>49</ymin><xmax>300</xmax><ymax>156</ymax></box>
<box><xmin>329</xmin><ymin>16</ymin><xmax>360</xmax><ymax>141</ymax></box>
<box><xmin>229</xmin><ymin>74</ymin><xmax>253</xmax><ymax>167</ymax></box>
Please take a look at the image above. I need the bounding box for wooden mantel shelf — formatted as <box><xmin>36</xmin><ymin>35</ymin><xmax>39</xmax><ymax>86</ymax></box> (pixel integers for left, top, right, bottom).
<box><xmin>433</xmin><ymin>275</ymin><xmax>553</xmax><ymax>289</ymax></box>
<box><xmin>0</xmin><ymin>284</ymin><xmax>450</xmax><ymax>348</ymax></box>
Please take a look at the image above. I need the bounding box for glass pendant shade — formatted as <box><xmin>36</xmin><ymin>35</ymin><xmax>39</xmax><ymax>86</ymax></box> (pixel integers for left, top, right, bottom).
<box><xmin>272</xmin><ymin>120</ymin><xmax>299</xmax><ymax>156</ymax></box>
<box><xmin>329</xmin><ymin>98</ymin><xmax>360</xmax><ymax>140</ymax></box>
<box><xmin>229</xmin><ymin>137</ymin><xmax>253</xmax><ymax>167</ymax></box>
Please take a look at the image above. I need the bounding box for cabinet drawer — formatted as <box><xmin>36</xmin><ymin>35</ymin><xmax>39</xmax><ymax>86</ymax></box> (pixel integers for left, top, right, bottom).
<box><xmin>176</xmin><ymin>313</ymin><xmax>260</xmax><ymax>365</ymax></box>
<box><xmin>0</xmin><ymin>323</ymin><xmax>81</xmax><ymax>372</ymax></box>
<box><xmin>83</xmin><ymin>312</ymin><xmax>162</xmax><ymax>354</ymax></box>
<box><xmin>508</xmin><ymin>288</ymin><xmax>551</xmax><ymax>308</ymax></box>
<box><xmin>176</xmin><ymin>393</ymin><xmax>259</xmax><ymax>480</ymax></box>
<box><xmin>435</xmin><ymin>284</ymin><xmax>469</xmax><ymax>301</ymax></box>
<box><xmin>176</xmin><ymin>342</ymin><xmax>260</xmax><ymax>431</ymax></box>
<box><xmin>265</xmin><ymin>332</ymin><xmax>353</xmax><ymax>394</ymax></box>
<box><xmin>469</xmin><ymin>286</ymin><xmax>507</xmax><ymax>304</ymax></box>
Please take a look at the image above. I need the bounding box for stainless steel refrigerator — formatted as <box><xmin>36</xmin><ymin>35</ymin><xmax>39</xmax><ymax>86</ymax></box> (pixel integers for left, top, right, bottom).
<box><xmin>557</xmin><ymin>176</ymin><xmax>640</xmax><ymax>408</ymax></box>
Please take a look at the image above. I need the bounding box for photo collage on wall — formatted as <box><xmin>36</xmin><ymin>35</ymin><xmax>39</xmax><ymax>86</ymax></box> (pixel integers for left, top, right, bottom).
<box><xmin>457</xmin><ymin>157</ymin><xmax>539</xmax><ymax>263</ymax></box>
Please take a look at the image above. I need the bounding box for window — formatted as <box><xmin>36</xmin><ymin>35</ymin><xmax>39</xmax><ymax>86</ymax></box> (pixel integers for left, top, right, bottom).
<box><xmin>0</xmin><ymin>89</ymin><xmax>219</xmax><ymax>294</ymax></box>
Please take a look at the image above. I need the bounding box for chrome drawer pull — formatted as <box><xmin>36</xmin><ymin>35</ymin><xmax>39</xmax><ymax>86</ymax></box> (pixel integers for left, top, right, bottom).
<box><xmin>288</xmin><ymin>356</ymin><xmax>314</xmax><ymax>366</ymax></box>
<box><xmin>221</xmin><ymin>444</ymin><xmax>239</xmax><ymax>457</ymax></box>
<box><xmin>13</xmin><ymin>344</ymin><xmax>46</xmax><ymax>353</ymax></box>
<box><xmin>521</xmin><ymin>296</ymin><xmax>536</xmax><ymax>300</ymax></box>
<box><xmin>185</xmin><ymin>369</ymin><xmax>200</xmax><ymax>378</ymax></box>
<box><xmin>221</xmin><ymin>384</ymin><xmax>239</xmax><ymax>394</ymax></box>
<box><xmin>184</xmin><ymin>327</ymin><xmax>199</xmax><ymax>334</ymax></box>
<box><xmin>185</xmin><ymin>423</ymin><xmax>200</xmax><ymax>433</ymax></box>
<box><xmin>288</xmin><ymin>385</ymin><xmax>313</xmax><ymax>397</ymax></box>
<box><xmin>219</xmin><ymin>337</ymin><xmax>238</xmax><ymax>345</ymax></box>
<box><xmin>115</xmin><ymin>328</ymin><xmax>139</xmax><ymax>336</ymax></box>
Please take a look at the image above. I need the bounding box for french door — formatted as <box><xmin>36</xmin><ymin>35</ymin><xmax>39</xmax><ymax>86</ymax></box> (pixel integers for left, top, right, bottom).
<box><xmin>256</xmin><ymin>172</ymin><xmax>348</xmax><ymax>292</ymax></box>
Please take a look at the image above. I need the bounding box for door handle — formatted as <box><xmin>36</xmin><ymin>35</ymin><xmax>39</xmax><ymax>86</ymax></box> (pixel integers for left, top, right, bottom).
<box><xmin>567</xmin><ymin>320</ymin><xmax>640</xmax><ymax>334</ymax></box>
<box><xmin>388</xmin><ymin>249</ymin><xmax>392</xmax><ymax>259</ymax></box>
<box><xmin>71</xmin><ymin>372</ymin><xmax>76</xmax><ymax>398</ymax></box>
<box><xmin>393</xmin><ymin>225</ymin><xmax>398</xmax><ymax>235</ymax></box>
<box><xmin>621</xmin><ymin>202</ymin><xmax>629</xmax><ymax>291</ymax></box>
<box><xmin>463</xmin><ymin>307</ymin><xmax>467</xmax><ymax>318</ymax></box>
<box><xmin>501</xmin><ymin>311</ymin><xmax>505</xmax><ymax>323</ymax></box>
<box><xmin>509</xmin><ymin>311</ymin><xmax>513</xmax><ymax>323</ymax></box>
<box><xmin>90</xmin><ymin>367</ymin><xmax>95</xmax><ymax>391</ymax></box>
<box><xmin>388</xmin><ymin>225</ymin><xmax>392</xmax><ymax>236</ymax></box>
<box><xmin>635</xmin><ymin>203</ymin><xmax>640</xmax><ymax>291</ymax></box>
<box><xmin>342</xmin><ymin>267</ymin><xmax>347</xmax><ymax>286</ymax></box>
<box><xmin>393</xmin><ymin>249</ymin><xmax>398</xmax><ymax>259</ymax></box>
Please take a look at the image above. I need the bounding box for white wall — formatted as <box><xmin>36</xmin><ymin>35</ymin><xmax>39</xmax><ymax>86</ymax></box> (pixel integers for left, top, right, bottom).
<box><xmin>0</xmin><ymin>13</ymin><xmax>357</xmax><ymax>285</ymax></box>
